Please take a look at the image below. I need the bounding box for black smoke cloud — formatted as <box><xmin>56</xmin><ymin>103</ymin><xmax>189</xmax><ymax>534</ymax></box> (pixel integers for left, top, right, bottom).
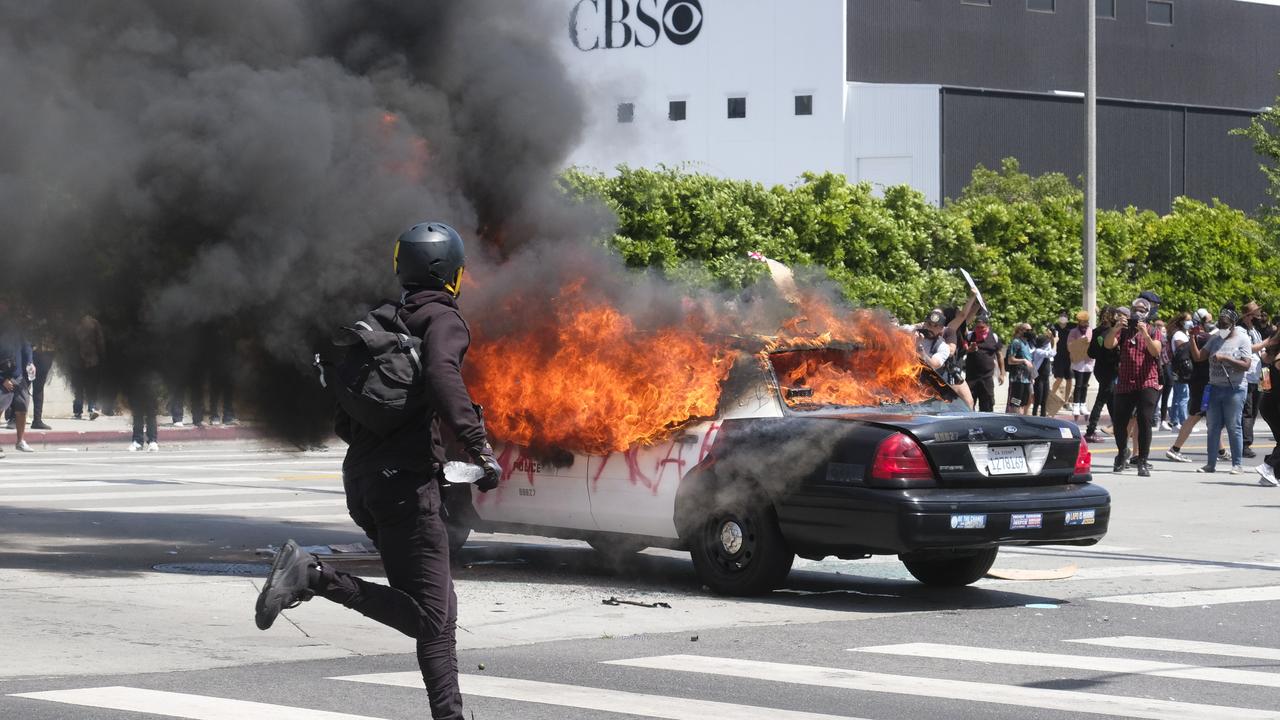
<box><xmin>0</xmin><ymin>0</ymin><xmax>598</xmax><ymax>443</ymax></box>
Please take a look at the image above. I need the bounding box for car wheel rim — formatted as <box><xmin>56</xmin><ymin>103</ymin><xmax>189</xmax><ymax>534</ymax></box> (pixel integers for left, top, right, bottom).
<box><xmin>708</xmin><ymin>515</ymin><xmax>755</xmax><ymax>573</ymax></box>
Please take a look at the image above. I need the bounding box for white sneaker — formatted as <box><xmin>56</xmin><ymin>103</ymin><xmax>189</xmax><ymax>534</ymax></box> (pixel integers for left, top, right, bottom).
<box><xmin>129</xmin><ymin>441</ymin><xmax>142</xmax><ymax>452</ymax></box>
<box><xmin>1258</xmin><ymin>464</ymin><xmax>1278</xmax><ymax>486</ymax></box>
<box><xmin>146</xmin><ymin>441</ymin><xmax>160</xmax><ymax>452</ymax></box>
<box><xmin>1159</xmin><ymin>421</ymin><xmax>1172</xmax><ymax>431</ymax></box>
<box><xmin>15</xmin><ymin>440</ymin><xmax>34</xmax><ymax>453</ymax></box>
<box><xmin>173</xmin><ymin>421</ymin><xmax>185</xmax><ymax>428</ymax></box>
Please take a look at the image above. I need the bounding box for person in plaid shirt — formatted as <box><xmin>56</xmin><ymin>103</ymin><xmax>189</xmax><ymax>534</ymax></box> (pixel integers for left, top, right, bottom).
<box><xmin>1104</xmin><ymin>295</ymin><xmax>1163</xmax><ymax>477</ymax></box>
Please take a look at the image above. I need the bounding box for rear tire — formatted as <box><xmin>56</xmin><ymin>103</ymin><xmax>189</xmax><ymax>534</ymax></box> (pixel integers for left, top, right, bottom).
<box><xmin>689</xmin><ymin>502</ymin><xmax>793</xmax><ymax>596</ymax></box>
<box><xmin>900</xmin><ymin>547</ymin><xmax>999</xmax><ymax>586</ymax></box>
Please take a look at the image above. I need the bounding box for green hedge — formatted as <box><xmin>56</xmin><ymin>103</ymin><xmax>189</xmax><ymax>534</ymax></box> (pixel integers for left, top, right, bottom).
<box><xmin>561</xmin><ymin>159</ymin><xmax>1280</xmax><ymax>332</ymax></box>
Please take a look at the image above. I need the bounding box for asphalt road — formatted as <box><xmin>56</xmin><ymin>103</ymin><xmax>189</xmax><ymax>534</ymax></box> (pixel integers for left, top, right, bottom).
<box><xmin>1</xmin><ymin>430</ymin><xmax>1277</xmax><ymax>719</ymax></box>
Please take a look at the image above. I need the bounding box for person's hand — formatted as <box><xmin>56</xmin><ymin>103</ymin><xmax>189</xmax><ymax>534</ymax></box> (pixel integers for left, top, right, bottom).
<box><xmin>469</xmin><ymin>446</ymin><xmax>502</xmax><ymax>492</ymax></box>
<box><xmin>997</xmin><ymin>374</ymin><xmax>1006</xmax><ymax>386</ymax></box>
<box><xmin>1</xmin><ymin>379</ymin><xmax>12</xmax><ymax>392</ymax></box>
<box><xmin>1136</xmin><ymin>321</ymin><xmax>1150</xmax><ymax>338</ymax></box>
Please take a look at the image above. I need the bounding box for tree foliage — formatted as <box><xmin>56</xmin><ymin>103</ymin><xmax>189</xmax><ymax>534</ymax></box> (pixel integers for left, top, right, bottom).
<box><xmin>562</xmin><ymin>159</ymin><xmax>1280</xmax><ymax>334</ymax></box>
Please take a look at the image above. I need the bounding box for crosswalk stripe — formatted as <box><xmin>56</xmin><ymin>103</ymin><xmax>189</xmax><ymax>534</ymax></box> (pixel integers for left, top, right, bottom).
<box><xmin>333</xmin><ymin>672</ymin><xmax>869</xmax><ymax>720</ymax></box>
<box><xmin>0</xmin><ymin>487</ymin><xmax>319</xmax><ymax>503</ymax></box>
<box><xmin>978</xmin><ymin>563</ymin><xmax>1230</xmax><ymax>585</ymax></box>
<box><xmin>606</xmin><ymin>655</ymin><xmax>1280</xmax><ymax>720</ymax></box>
<box><xmin>67</xmin><ymin>499</ymin><xmax>345</xmax><ymax>513</ymax></box>
<box><xmin>0</xmin><ymin>477</ymin><xmax>340</xmax><ymax>490</ymax></box>
<box><xmin>8</xmin><ymin>686</ymin><xmax>384</xmax><ymax>720</ymax></box>
<box><xmin>1068</xmin><ymin>636</ymin><xmax>1280</xmax><ymax>661</ymax></box>
<box><xmin>1093</xmin><ymin>585</ymin><xmax>1280</xmax><ymax>607</ymax></box>
<box><xmin>852</xmin><ymin>643</ymin><xmax>1280</xmax><ymax>689</ymax></box>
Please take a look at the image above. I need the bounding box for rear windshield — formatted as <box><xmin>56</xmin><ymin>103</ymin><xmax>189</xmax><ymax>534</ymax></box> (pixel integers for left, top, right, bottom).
<box><xmin>767</xmin><ymin>347</ymin><xmax>957</xmax><ymax>413</ymax></box>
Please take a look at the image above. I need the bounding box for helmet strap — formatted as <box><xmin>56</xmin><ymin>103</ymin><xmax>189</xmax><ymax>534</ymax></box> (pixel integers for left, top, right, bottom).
<box><xmin>444</xmin><ymin>266</ymin><xmax>464</xmax><ymax>298</ymax></box>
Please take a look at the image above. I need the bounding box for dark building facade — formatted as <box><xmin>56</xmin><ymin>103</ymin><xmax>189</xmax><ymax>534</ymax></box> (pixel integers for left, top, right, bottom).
<box><xmin>848</xmin><ymin>0</ymin><xmax>1280</xmax><ymax>212</ymax></box>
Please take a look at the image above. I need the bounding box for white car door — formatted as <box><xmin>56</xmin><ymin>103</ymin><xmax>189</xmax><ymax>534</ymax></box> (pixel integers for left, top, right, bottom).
<box><xmin>471</xmin><ymin>442</ymin><xmax>594</xmax><ymax>531</ymax></box>
<box><xmin>587</xmin><ymin>420</ymin><xmax>721</xmax><ymax>539</ymax></box>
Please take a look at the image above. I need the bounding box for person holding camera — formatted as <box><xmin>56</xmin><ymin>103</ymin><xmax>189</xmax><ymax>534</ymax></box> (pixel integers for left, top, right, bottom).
<box><xmin>1104</xmin><ymin>296</ymin><xmax>1162</xmax><ymax>476</ymax></box>
<box><xmin>1166</xmin><ymin>308</ymin><xmax>1216</xmax><ymax>463</ymax></box>
<box><xmin>1190</xmin><ymin>307</ymin><xmax>1253</xmax><ymax>474</ymax></box>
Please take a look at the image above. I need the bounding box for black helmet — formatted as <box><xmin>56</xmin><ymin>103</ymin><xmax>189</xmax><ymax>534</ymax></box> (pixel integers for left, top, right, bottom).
<box><xmin>394</xmin><ymin>222</ymin><xmax>465</xmax><ymax>296</ymax></box>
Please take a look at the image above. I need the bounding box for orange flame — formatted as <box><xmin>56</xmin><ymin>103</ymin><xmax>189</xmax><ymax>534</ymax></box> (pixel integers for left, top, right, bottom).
<box><xmin>763</xmin><ymin>305</ymin><xmax>933</xmax><ymax>409</ymax></box>
<box><xmin>464</xmin><ymin>285</ymin><xmax>934</xmax><ymax>454</ymax></box>
<box><xmin>465</xmin><ymin>281</ymin><xmax>734</xmax><ymax>456</ymax></box>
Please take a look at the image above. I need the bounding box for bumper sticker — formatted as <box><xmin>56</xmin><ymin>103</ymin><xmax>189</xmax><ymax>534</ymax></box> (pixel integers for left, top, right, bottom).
<box><xmin>1060</xmin><ymin>427</ymin><xmax>1073</xmax><ymax>439</ymax></box>
<box><xmin>1064</xmin><ymin>509</ymin><xmax>1097</xmax><ymax>526</ymax></box>
<box><xmin>1010</xmin><ymin>513</ymin><xmax>1043</xmax><ymax>530</ymax></box>
<box><xmin>950</xmin><ymin>514</ymin><xmax>987</xmax><ymax>530</ymax></box>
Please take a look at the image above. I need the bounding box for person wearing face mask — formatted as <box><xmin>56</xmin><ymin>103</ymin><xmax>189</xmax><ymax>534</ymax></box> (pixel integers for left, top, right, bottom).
<box><xmin>964</xmin><ymin>312</ymin><xmax>1005</xmax><ymax>412</ymax></box>
<box><xmin>1187</xmin><ymin>307</ymin><xmax>1252</xmax><ymax>474</ymax></box>
<box><xmin>1049</xmin><ymin>310</ymin><xmax>1074</xmax><ymax>413</ymax></box>
<box><xmin>913</xmin><ymin>308</ymin><xmax>954</xmax><ymax>372</ymax></box>
<box><xmin>1067</xmin><ymin>311</ymin><xmax>1094</xmax><ymax>421</ymax></box>
<box><xmin>1004</xmin><ymin>322</ymin><xmax>1035</xmax><ymax>415</ymax></box>
<box><xmin>1104</xmin><ymin>296</ymin><xmax>1162</xmax><ymax>476</ymax></box>
<box><xmin>1166</xmin><ymin>308</ymin><xmax>1216</xmax><ymax>463</ymax></box>
<box><xmin>1167</xmin><ymin>312</ymin><xmax>1194</xmax><ymax>430</ymax></box>
<box><xmin>1238</xmin><ymin>302</ymin><xmax>1266</xmax><ymax>460</ymax></box>
<box><xmin>1083</xmin><ymin>307</ymin><xmax>1119</xmax><ymax>443</ymax></box>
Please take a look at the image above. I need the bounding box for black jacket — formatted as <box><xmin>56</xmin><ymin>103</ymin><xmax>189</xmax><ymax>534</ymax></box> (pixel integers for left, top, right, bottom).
<box><xmin>337</xmin><ymin>289</ymin><xmax>488</xmax><ymax>476</ymax></box>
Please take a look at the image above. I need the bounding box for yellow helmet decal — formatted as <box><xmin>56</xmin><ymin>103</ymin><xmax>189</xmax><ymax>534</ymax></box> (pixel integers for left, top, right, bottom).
<box><xmin>444</xmin><ymin>266</ymin><xmax>464</xmax><ymax>297</ymax></box>
<box><xmin>393</xmin><ymin>239</ymin><xmax>401</xmax><ymax>273</ymax></box>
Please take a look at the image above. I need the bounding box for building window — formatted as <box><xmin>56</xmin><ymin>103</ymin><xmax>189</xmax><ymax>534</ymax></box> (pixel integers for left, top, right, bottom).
<box><xmin>794</xmin><ymin>94</ymin><xmax>813</xmax><ymax>116</ymax></box>
<box><xmin>727</xmin><ymin>96</ymin><xmax>746</xmax><ymax>119</ymax></box>
<box><xmin>1097</xmin><ymin>0</ymin><xmax>1116</xmax><ymax>19</ymax></box>
<box><xmin>617</xmin><ymin>102</ymin><xmax>635</xmax><ymax>124</ymax></box>
<box><xmin>1027</xmin><ymin>0</ymin><xmax>1054</xmax><ymax>12</ymax></box>
<box><xmin>1147</xmin><ymin>0</ymin><xmax>1173</xmax><ymax>25</ymax></box>
<box><xmin>668</xmin><ymin>100</ymin><xmax>687</xmax><ymax>122</ymax></box>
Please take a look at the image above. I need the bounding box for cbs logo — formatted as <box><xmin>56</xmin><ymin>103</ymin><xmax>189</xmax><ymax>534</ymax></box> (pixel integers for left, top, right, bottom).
<box><xmin>570</xmin><ymin>0</ymin><xmax>703</xmax><ymax>51</ymax></box>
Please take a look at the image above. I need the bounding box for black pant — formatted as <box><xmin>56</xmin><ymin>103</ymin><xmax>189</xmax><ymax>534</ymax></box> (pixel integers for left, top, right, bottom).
<box><xmin>1259</xmin><ymin>390</ymin><xmax>1278</xmax><ymax>471</ymax></box>
<box><xmin>1243</xmin><ymin>382</ymin><xmax>1260</xmax><ymax>447</ymax></box>
<box><xmin>31</xmin><ymin>351</ymin><xmax>53</xmax><ymax>422</ymax></box>
<box><xmin>1112</xmin><ymin>387</ymin><xmax>1160</xmax><ymax>462</ymax></box>
<box><xmin>72</xmin><ymin>365</ymin><xmax>101</xmax><ymax>416</ymax></box>
<box><xmin>318</xmin><ymin>470</ymin><xmax>462</xmax><ymax>719</ymax></box>
<box><xmin>1087</xmin><ymin>376</ymin><xmax>1115</xmax><ymax>434</ymax></box>
<box><xmin>1072</xmin><ymin>371</ymin><xmax>1091</xmax><ymax>404</ymax></box>
<box><xmin>129</xmin><ymin>388</ymin><xmax>158</xmax><ymax>444</ymax></box>
<box><xmin>968</xmin><ymin>374</ymin><xmax>996</xmax><ymax>412</ymax></box>
<box><xmin>1032</xmin><ymin>372</ymin><xmax>1049</xmax><ymax>416</ymax></box>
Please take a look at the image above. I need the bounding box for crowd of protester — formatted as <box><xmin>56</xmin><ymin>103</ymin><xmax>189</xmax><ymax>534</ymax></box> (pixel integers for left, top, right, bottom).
<box><xmin>0</xmin><ymin>303</ymin><xmax>238</xmax><ymax>457</ymax></box>
<box><xmin>919</xmin><ymin>292</ymin><xmax>1279</xmax><ymax>487</ymax></box>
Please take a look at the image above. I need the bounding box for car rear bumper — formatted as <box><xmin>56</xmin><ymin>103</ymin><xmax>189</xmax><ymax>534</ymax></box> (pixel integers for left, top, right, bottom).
<box><xmin>778</xmin><ymin>482</ymin><xmax>1111</xmax><ymax>556</ymax></box>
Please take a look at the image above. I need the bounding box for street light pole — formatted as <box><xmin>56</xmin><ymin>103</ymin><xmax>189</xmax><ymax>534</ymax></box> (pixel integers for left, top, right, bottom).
<box><xmin>1083</xmin><ymin>0</ymin><xmax>1097</xmax><ymax>320</ymax></box>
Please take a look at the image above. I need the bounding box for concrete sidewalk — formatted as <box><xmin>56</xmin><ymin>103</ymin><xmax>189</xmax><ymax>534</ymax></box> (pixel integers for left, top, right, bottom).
<box><xmin>0</xmin><ymin>413</ymin><xmax>260</xmax><ymax>450</ymax></box>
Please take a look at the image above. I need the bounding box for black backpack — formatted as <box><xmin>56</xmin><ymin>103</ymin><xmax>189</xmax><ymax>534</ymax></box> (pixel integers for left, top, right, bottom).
<box><xmin>318</xmin><ymin>302</ymin><xmax>430</xmax><ymax>437</ymax></box>
<box><xmin>1171</xmin><ymin>341</ymin><xmax>1194</xmax><ymax>383</ymax></box>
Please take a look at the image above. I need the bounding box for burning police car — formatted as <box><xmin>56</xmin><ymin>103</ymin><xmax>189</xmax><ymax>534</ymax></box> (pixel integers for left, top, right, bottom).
<box><xmin>447</xmin><ymin>329</ymin><xmax>1109</xmax><ymax>597</ymax></box>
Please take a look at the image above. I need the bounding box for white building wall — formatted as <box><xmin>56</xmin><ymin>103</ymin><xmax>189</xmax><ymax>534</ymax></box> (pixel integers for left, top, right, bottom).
<box><xmin>844</xmin><ymin>83</ymin><xmax>941</xmax><ymax>204</ymax></box>
<box><xmin>559</xmin><ymin>0</ymin><xmax>848</xmax><ymax>186</ymax></box>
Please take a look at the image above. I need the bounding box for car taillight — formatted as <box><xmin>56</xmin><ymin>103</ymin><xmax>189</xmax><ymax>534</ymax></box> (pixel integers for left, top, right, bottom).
<box><xmin>1074</xmin><ymin>439</ymin><xmax>1092</xmax><ymax>476</ymax></box>
<box><xmin>869</xmin><ymin>432</ymin><xmax>935</xmax><ymax>485</ymax></box>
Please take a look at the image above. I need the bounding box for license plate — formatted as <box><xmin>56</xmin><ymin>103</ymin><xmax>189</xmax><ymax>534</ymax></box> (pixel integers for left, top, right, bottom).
<box><xmin>1065</xmin><ymin>509</ymin><xmax>1096</xmax><ymax>526</ymax></box>
<box><xmin>988</xmin><ymin>446</ymin><xmax>1028</xmax><ymax>475</ymax></box>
